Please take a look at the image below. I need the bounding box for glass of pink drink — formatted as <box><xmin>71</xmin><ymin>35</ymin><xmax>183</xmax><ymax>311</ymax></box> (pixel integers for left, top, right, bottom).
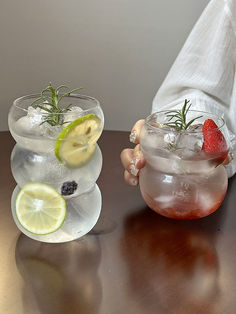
<box><xmin>139</xmin><ymin>107</ymin><xmax>230</xmax><ymax>219</ymax></box>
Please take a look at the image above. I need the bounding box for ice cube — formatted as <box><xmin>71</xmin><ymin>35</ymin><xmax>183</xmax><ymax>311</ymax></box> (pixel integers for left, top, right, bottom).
<box><xmin>15</xmin><ymin>115</ymin><xmax>44</xmax><ymax>138</ymax></box>
<box><xmin>173</xmin><ymin>133</ymin><xmax>203</xmax><ymax>159</ymax></box>
<box><xmin>27</xmin><ymin>106</ymin><xmax>44</xmax><ymax>125</ymax></box>
<box><xmin>164</xmin><ymin>132</ymin><xmax>177</xmax><ymax>145</ymax></box>
<box><xmin>15</xmin><ymin>116</ymin><xmax>35</xmax><ymax>132</ymax></box>
<box><xmin>38</xmin><ymin>123</ymin><xmax>63</xmax><ymax>139</ymax></box>
<box><xmin>197</xmin><ymin>192</ymin><xmax>215</xmax><ymax>213</ymax></box>
<box><xmin>16</xmin><ymin>105</ymin><xmax>51</xmax><ymax>136</ymax></box>
<box><xmin>63</xmin><ymin>106</ymin><xmax>83</xmax><ymax>124</ymax></box>
<box><xmin>154</xmin><ymin>194</ymin><xmax>175</xmax><ymax>209</ymax></box>
<box><xmin>144</xmin><ymin>126</ymin><xmax>168</xmax><ymax>150</ymax></box>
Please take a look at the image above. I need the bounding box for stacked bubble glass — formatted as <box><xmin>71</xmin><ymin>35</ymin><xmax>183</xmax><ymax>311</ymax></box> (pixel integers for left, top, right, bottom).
<box><xmin>8</xmin><ymin>94</ymin><xmax>104</xmax><ymax>242</ymax></box>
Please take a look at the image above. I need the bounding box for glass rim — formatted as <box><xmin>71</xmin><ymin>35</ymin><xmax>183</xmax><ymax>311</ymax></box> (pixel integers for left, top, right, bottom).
<box><xmin>145</xmin><ymin>109</ymin><xmax>226</xmax><ymax>134</ymax></box>
<box><xmin>12</xmin><ymin>93</ymin><xmax>101</xmax><ymax>115</ymax></box>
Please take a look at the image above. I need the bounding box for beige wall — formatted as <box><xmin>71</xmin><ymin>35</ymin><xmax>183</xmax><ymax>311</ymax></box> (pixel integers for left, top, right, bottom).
<box><xmin>0</xmin><ymin>0</ymin><xmax>209</xmax><ymax>131</ymax></box>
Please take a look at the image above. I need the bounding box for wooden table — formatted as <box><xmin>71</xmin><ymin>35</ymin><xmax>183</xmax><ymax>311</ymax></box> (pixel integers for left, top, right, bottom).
<box><xmin>1</xmin><ymin>130</ymin><xmax>236</xmax><ymax>314</ymax></box>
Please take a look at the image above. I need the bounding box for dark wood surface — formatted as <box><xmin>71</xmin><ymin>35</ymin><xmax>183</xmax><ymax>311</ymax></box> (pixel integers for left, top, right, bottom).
<box><xmin>1</xmin><ymin>130</ymin><xmax>236</xmax><ymax>314</ymax></box>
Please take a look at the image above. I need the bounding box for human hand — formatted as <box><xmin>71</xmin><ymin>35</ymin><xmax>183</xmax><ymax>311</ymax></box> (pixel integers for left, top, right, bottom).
<box><xmin>120</xmin><ymin>119</ymin><xmax>146</xmax><ymax>186</ymax></box>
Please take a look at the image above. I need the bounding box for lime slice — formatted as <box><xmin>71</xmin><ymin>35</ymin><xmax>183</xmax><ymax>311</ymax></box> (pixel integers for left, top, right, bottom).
<box><xmin>55</xmin><ymin>114</ymin><xmax>102</xmax><ymax>168</ymax></box>
<box><xmin>15</xmin><ymin>183</ymin><xmax>66</xmax><ymax>235</ymax></box>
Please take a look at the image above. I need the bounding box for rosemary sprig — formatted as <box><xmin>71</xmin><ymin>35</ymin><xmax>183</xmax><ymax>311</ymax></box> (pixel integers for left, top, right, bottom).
<box><xmin>164</xmin><ymin>99</ymin><xmax>202</xmax><ymax>130</ymax></box>
<box><xmin>31</xmin><ymin>83</ymin><xmax>83</xmax><ymax>126</ymax></box>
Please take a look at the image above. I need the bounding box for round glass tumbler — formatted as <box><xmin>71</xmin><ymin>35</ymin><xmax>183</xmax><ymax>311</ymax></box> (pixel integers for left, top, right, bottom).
<box><xmin>139</xmin><ymin>110</ymin><xmax>231</xmax><ymax>219</ymax></box>
<box><xmin>8</xmin><ymin>94</ymin><xmax>104</xmax><ymax>242</ymax></box>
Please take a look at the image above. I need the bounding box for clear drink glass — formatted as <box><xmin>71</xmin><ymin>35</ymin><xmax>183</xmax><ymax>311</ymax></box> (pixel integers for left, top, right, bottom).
<box><xmin>8</xmin><ymin>93</ymin><xmax>104</xmax><ymax>242</ymax></box>
<box><xmin>139</xmin><ymin>109</ymin><xmax>230</xmax><ymax>219</ymax></box>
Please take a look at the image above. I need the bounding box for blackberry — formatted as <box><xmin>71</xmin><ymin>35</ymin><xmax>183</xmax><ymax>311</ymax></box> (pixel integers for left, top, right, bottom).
<box><xmin>61</xmin><ymin>181</ymin><xmax>78</xmax><ymax>196</ymax></box>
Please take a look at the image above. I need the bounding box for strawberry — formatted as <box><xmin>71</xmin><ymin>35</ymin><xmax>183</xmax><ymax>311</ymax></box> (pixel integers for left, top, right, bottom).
<box><xmin>202</xmin><ymin>119</ymin><xmax>228</xmax><ymax>162</ymax></box>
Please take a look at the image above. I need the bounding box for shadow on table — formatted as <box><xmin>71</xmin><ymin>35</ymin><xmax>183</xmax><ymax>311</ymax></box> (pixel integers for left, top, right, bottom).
<box><xmin>121</xmin><ymin>205</ymin><xmax>228</xmax><ymax>314</ymax></box>
<box><xmin>15</xmin><ymin>234</ymin><xmax>102</xmax><ymax>314</ymax></box>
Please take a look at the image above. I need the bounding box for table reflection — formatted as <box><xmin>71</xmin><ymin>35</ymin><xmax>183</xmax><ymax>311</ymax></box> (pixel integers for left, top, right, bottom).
<box><xmin>15</xmin><ymin>234</ymin><xmax>102</xmax><ymax>314</ymax></box>
<box><xmin>122</xmin><ymin>209</ymin><xmax>220</xmax><ymax>314</ymax></box>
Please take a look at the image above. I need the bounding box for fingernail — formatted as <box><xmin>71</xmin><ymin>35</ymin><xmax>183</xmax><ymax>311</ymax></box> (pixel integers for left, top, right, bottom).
<box><xmin>130</xmin><ymin>163</ymin><xmax>139</xmax><ymax>176</ymax></box>
<box><xmin>133</xmin><ymin>158</ymin><xmax>140</xmax><ymax>167</ymax></box>
<box><xmin>129</xmin><ymin>131</ymin><xmax>137</xmax><ymax>143</ymax></box>
<box><xmin>130</xmin><ymin>177</ymin><xmax>138</xmax><ymax>186</ymax></box>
